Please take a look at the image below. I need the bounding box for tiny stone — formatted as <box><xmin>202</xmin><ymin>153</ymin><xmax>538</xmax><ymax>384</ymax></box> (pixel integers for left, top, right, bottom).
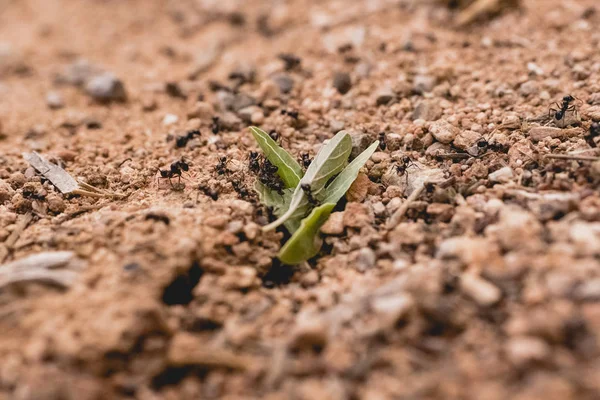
<box><xmin>453</xmin><ymin>130</ymin><xmax>482</xmax><ymax>150</ymax></box>
<box><xmin>85</xmin><ymin>73</ymin><xmax>127</xmax><ymax>102</ymax></box>
<box><xmin>354</xmin><ymin>247</ymin><xmax>376</xmax><ymax>271</ymax></box>
<box><xmin>301</xmin><ymin>270</ymin><xmax>319</xmax><ymax>287</ymax></box>
<box><xmin>349</xmin><ymin>130</ymin><xmax>372</xmax><ymax>158</ymax></box>
<box><xmin>46</xmin><ymin>92</ymin><xmax>64</xmax><ymax>109</ymax></box>
<box><xmin>371</xmin><ymin>293</ymin><xmax>414</xmax><ymax>322</ymax></box>
<box><xmin>460</xmin><ymin>273</ymin><xmax>502</xmax><ymax>306</ymax></box>
<box><xmin>519</xmin><ymin>81</ymin><xmax>539</xmax><ymax>96</ymax></box>
<box><xmin>506</xmin><ymin>336</ymin><xmax>549</xmax><ymax>366</ymax></box>
<box><xmin>46</xmin><ymin>194</ymin><xmax>66</xmax><ymax>214</ymax></box>
<box><xmin>162</xmin><ymin>114</ymin><xmax>179</xmax><ymax>126</ymax></box>
<box><xmin>529</xmin><ymin>126</ymin><xmax>575</xmax><ymax>141</ymax></box>
<box><xmin>385</xmin><ymin>133</ymin><xmax>403</xmax><ymax>151</ymax></box>
<box><xmin>413</xmin><ymin>75</ymin><xmax>436</xmax><ymax>94</ymax></box>
<box><xmin>329</xmin><ymin>119</ymin><xmax>345</xmax><ymax>133</ymax></box>
<box><xmin>142</xmin><ymin>98</ymin><xmax>157</xmax><ymax>112</ymax></box>
<box><xmin>321</xmin><ymin>212</ymin><xmax>344</xmax><ymax>235</ymax></box>
<box><xmin>232</xmin><ymin>93</ymin><xmax>256</xmax><ymax>112</ymax></box>
<box><xmin>412</xmin><ymin>100</ymin><xmax>442</xmax><ymax>121</ymax></box>
<box><xmin>187</xmin><ymin>101</ymin><xmax>214</xmax><ymax>119</ymax></box>
<box><xmin>332</xmin><ymin>72</ymin><xmax>352</xmax><ymax>95</ymax></box>
<box><xmin>489</xmin><ymin>166</ymin><xmax>514</xmax><ymax>183</ymax></box>
<box><xmin>272</xmin><ymin>74</ymin><xmax>294</xmax><ymax>94</ymax></box>
<box><xmin>375</xmin><ymin>87</ymin><xmax>395</xmax><ymax>106</ymax></box>
<box><xmin>429</xmin><ymin>120</ymin><xmax>458</xmax><ymax>144</ymax></box>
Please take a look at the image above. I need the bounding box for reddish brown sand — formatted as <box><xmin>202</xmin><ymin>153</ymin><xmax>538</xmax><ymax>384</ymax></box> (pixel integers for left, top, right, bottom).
<box><xmin>1</xmin><ymin>0</ymin><xmax>600</xmax><ymax>399</ymax></box>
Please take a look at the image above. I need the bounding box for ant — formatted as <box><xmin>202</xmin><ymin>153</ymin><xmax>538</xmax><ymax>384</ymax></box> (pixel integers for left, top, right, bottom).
<box><xmin>175</xmin><ymin>129</ymin><xmax>201</xmax><ymax>148</ymax></box>
<box><xmin>269</xmin><ymin>130</ymin><xmax>280</xmax><ymax>142</ymax></box>
<box><xmin>158</xmin><ymin>159</ymin><xmax>189</xmax><ymax>187</ymax></box>
<box><xmin>232</xmin><ymin>181</ymin><xmax>252</xmax><ymax>200</ymax></box>
<box><xmin>211</xmin><ymin>116</ymin><xmax>221</xmax><ymax>134</ymax></box>
<box><xmin>549</xmin><ymin>95</ymin><xmax>580</xmax><ymax>122</ymax></box>
<box><xmin>300</xmin><ymin>153</ymin><xmax>312</xmax><ymax>169</ymax></box>
<box><xmin>258</xmin><ymin>159</ymin><xmax>284</xmax><ymax>194</ymax></box>
<box><xmin>301</xmin><ymin>183</ymin><xmax>319</xmax><ymax>206</ymax></box>
<box><xmin>248</xmin><ymin>151</ymin><xmax>261</xmax><ymax>173</ymax></box>
<box><xmin>378</xmin><ymin>132</ymin><xmax>386</xmax><ymax>151</ymax></box>
<box><xmin>586</xmin><ymin>122</ymin><xmax>600</xmax><ymax>148</ymax></box>
<box><xmin>395</xmin><ymin>156</ymin><xmax>419</xmax><ymax>184</ymax></box>
<box><xmin>198</xmin><ymin>184</ymin><xmax>219</xmax><ymax>200</ymax></box>
<box><xmin>278</xmin><ymin>53</ymin><xmax>301</xmax><ymax>71</ymax></box>
<box><xmin>214</xmin><ymin>156</ymin><xmax>229</xmax><ymax>175</ymax></box>
<box><xmin>281</xmin><ymin>109</ymin><xmax>299</xmax><ymax>120</ymax></box>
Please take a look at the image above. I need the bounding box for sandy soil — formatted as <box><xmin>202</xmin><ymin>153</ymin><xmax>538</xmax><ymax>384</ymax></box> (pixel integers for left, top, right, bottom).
<box><xmin>1</xmin><ymin>0</ymin><xmax>600</xmax><ymax>399</ymax></box>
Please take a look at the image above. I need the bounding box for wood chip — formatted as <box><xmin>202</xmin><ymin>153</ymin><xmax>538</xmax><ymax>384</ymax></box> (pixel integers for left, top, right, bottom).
<box><xmin>167</xmin><ymin>332</ymin><xmax>253</xmax><ymax>370</ymax></box>
<box><xmin>23</xmin><ymin>151</ymin><xmax>79</xmax><ymax>194</ymax></box>
<box><xmin>0</xmin><ymin>251</ymin><xmax>85</xmax><ymax>289</ymax></box>
<box><xmin>0</xmin><ymin>213</ymin><xmax>33</xmax><ymax>263</ymax></box>
<box><xmin>24</xmin><ymin>151</ymin><xmax>124</xmax><ymax>198</ymax></box>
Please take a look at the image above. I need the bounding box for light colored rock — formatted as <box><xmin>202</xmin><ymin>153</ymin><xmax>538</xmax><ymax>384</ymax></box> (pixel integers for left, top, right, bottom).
<box><xmin>321</xmin><ymin>212</ymin><xmax>345</xmax><ymax>235</ymax></box>
<box><xmin>454</xmin><ymin>130</ymin><xmax>482</xmax><ymax>150</ymax></box>
<box><xmin>162</xmin><ymin>113</ymin><xmax>179</xmax><ymax>126</ymax></box>
<box><xmin>412</xmin><ymin>100</ymin><xmax>442</xmax><ymax>121</ymax></box>
<box><xmin>371</xmin><ymin>293</ymin><xmax>414</xmax><ymax>323</ymax></box>
<box><xmin>85</xmin><ymin>73</ymin><xmax>127</xmax><ymax>102</ymax></box>
<box><xmin>354</xmin><ymin>248</ymin><xmax>376</xmax><ymax>272</ymax></box>
<box><xmin>429</xmin><ymin>120</ymin><xmax>458</xmax><ymax>144</ymax></box>
<box><xmin>506</xmin><ymin>336</ymin><xmax>549</xmax><ymax>366</ymax></box>
<box><xmin>460</xmin><ymin>273</ymin><xmax>502</xmax><ymax>306</ymax></box>
<box><xmin>489</xmin><ymin>166</ymin><xmax>514</xmax><ymax>183</ymax></box>
<box><xmin>529</xmin><ymin>126</ymin><xmax>581</xmax><ymax>141</ymax></box>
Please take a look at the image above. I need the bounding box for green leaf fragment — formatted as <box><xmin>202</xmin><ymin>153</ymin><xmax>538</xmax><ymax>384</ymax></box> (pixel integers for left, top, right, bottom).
<box><xmin>277</xmin><ymin>203</ymin><xmax>336</xmax><ymax>265</ymax></box>
<box><xmin>249</xmin><ymin>126</ymin><xmax>303</xmax><ymax>188</ymax></box>
<box><xmin>323</xmin><ymin>140</ymin><xmax>379</xmax><ymax>204</ymax></box>
<box><xmin>262</xmin><ymin>130</ymin><xmax>352</xmax><ymax>232</ymax></box>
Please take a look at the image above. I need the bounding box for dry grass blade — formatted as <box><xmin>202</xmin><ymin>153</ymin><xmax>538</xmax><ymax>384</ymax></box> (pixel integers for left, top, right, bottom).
<box><xmin>0</xmin><ymin>251</ymin><xmax>85</xmax><ymax>289</ymax></box>
<box><xmin>0</xmin><ymin>213</ymin><xmax>33</xmax><ymax>263</ymax></box>
<box><xmin>23</xmin><ymin>151</ymin><xmax>124</xmax><ymax>198</ymax></box>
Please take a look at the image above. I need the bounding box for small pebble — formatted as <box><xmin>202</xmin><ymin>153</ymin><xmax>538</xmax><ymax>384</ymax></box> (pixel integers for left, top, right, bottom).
<box><xmin>375</xmin><ymin>87</ymin><xmax>395</xmax><ymax>105</ymax></box>
<box><xmin>460</xmin><ymin>273</ymin><xmax>502</xmax><ymax>306</ymax></box>
<box><xmin>272</xmin><ymin>74</ymin><xmax>294</xmax><ymax>94</ymax></box>
<box><xmin>162</xmin><ymin>114</ymin><xmax>179</xmax><ymax>126</ymax></box>
<box><xmin>85</xmin><ymin>73</ymin><xmax>127</xmax><ymax>102</ymax></box>
<box><xmin>46</xmin><ymin>92</ymin><xmax>64</xmax><ymax>109</ymax></box>
<box><xmin>429</xmin><ymin>120</ymin><xmax>458</xmax><ymax>144</ymax></box>
<box><xmin>332</xmin><ymin>72</ymin><xmax>352</xmax><ymax>95</ymax></box>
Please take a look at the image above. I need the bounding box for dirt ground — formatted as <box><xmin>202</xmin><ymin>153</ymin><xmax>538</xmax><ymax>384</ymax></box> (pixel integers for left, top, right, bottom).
<box><xmin>1</xmin><ymin>0</ymin><xmax>600</xmax><ymax>398</ymax></box>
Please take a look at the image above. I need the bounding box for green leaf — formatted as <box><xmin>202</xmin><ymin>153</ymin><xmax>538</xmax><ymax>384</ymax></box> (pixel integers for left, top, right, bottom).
<box><xmin>277</xmin><ymin>203</ymin><xmax>336</xmax><ymax>265</ymax></box>
<box><xmin>254</xmin><ymin>181</ymin><xmax>288</xmax><ymax>215</ymax></box>
<box><xmin>323</xmin><ymin>140</ymin><xmax>379</xmax><ymax>204</ymax></box>
<box><xmin>249</xmin><ymin>126</ymin><xmax>303</xmax><ymax>188</ymax></box>
<box><xmin>262</xmin><ymin>131</ymin><xmax>352</xmax><ymax>232</ymax></box>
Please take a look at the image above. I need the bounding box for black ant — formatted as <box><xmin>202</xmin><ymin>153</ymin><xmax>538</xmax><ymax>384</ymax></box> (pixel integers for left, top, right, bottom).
<box><xmin>281</xmin><ymin>109</ymin><xmax>299</xmax><ymax>120</ymax></box>
<box><xmin>395</xmin><ymin>156</ymin><xmax>418</xmax><ymax>183</ymax></box>
<box><xmin>549</xmin><ymin>95</ymin><xmax>580</xmax><ymax>122</ymax></box>
<box><xmin>278</xmin><ymin>53</ymin><xmax>301</xmax><ymax>71</ymax></box>
<box><xmin>198</xmin><ymin>184</ymin><xmax>219</xmax><ymax>200</ymax></box>
<box><xmin>258</xmin><ymin>159</ymin><xmax>284</xmax><ymax>194</ymax></box>
<box><xmin>158</xmin><ymin>159</ymin><xmax>189</xmax><ymax>187</ymax></box>
<box><xmin>301</xmin><ymin>183</ymin><xmax>319</xmax><ymax>206</ymax></box>
<box><xmin>378</xmin><ymin>132</ymin><xmax>386</xmax><ymax>151</ymax></box>
<box><xmin>214</xmin><ymin>156</ymin><xmax>229</xmax><ymax>175</ymax></box>
<box><xmin>300</xmin><ymin>153</ymin><xmax>312</xmax><ymax>169</ymax></box>
<box><xmin>211</xmin><ymin>116</ymin><xmax>221</xmax><ymax>134</ymax></box>
<box><xmin>248</xmin><ymin>151</ymin><xmax>261</xmax><ymax>173</ymax></box>
<box><xmin>232</xmin><ymin>181</ymin><xmax>251</xmax><ymax>199</ymax></box>
<box><xmin>269</xmin><ymin>130</ymin><xmax>280</xmax><ymax>142</ymax></box>
<box><xmin>175</xmin><ymin>129</ymin><xmax>201</xmax><ymax>148</ymax></box>
<box><xmin>586</xmin><ymin>122</ymin><xmax>600</xmax><ymax>148</ymax></box>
